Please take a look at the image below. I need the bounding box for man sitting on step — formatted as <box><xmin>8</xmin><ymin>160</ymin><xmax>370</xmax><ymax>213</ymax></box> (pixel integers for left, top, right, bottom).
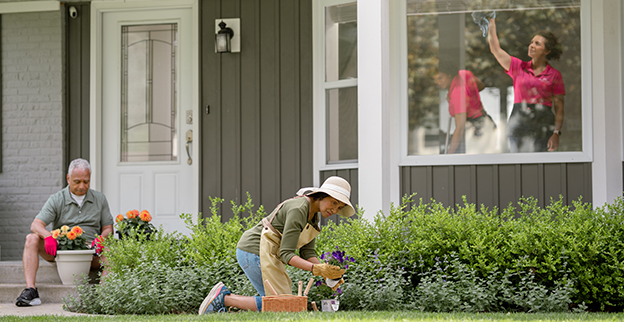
<box><xmin>15</xmin><ymin>158</ymin><xmax>114</xmax><ymax>307</ymax></box>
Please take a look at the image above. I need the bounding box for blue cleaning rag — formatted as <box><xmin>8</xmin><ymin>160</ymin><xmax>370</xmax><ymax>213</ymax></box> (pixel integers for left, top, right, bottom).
<box><xmin>471</xmin><ymin>11</ymin><xmax>496</xmax><ymax>37</ymax></box>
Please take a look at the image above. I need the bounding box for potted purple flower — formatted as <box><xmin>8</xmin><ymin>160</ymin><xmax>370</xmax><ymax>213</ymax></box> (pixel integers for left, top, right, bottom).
<box><xmin>315</xmin><ymin>246</ymin><xmax>355</xmax><ymax>312</ymax></box>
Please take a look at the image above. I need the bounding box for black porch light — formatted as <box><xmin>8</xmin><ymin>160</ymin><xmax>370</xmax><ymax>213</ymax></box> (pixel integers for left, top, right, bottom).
<box><xmin>215</xmin><ymin>20</ymin><xmax>234</xmax><ymax>53</ymax></box>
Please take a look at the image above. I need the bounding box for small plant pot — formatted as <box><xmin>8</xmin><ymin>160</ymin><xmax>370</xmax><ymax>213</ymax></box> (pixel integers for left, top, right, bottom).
<box><xmin>55</xmin><ymin>249</ymin><xmax>95</xmax><ymax>285</ymax></box>
<box><xmin>321</xmin><ymin>299</ymin><xmax>339</xmax><ymax>312</ymax></box>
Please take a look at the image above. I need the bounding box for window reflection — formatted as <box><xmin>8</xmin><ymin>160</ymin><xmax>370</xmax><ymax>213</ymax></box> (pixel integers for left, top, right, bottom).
<box><xmin>407</xmin><ymin>0</ymin><xmax>581</xmax><ymax>155</ymax></box>
<box><xmin>326</xmin><ymin>3</ymin><xmax>357</xmax><ymax>82</ymax></box>
<box><xmin>324</xmin><ymin>1</ymin><xmax>358</xmax><ymax>164</ymax></box>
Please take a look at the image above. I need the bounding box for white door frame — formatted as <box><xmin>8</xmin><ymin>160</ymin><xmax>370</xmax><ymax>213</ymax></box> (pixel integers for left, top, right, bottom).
<box><xmin>90</xmin><ymin>0</ymin><xmax>200</xmax><ymax>220</ymax></box>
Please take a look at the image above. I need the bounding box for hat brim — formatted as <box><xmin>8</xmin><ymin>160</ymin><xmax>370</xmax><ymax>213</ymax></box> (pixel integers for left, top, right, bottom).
<box><xmin>306</xmin><ymin>189</ymin><xmax>355</xmax><ymax>217</ymax></box>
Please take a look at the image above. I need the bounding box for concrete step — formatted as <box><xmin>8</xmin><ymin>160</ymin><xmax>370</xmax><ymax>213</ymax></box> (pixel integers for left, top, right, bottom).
<box><xmin>0</xmin><ymin>261</ymin><xmax>100</xmax><ymax>304</ymax></box>
<box><xmin>0</xmin><ymin>261</ymin><xmax>62</xmax><ymax>284</ymax></box>
<box><xmin>0</xmin><ymin>284</ymin><xmax>78</xmax><ymax>304</ymax></box>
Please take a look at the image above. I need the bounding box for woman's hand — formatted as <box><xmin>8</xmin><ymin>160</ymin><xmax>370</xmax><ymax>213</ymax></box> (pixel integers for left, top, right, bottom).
<box><xmin>548</xmin><ymin>133</ymin><xmax>560</xmax><ymax>151</ymax></box>
<box><xmin>312</xmin><ymin>263</ymin><xmax>345</xmax><ymax>280</ymax></box>
<box><xmin>447</xmin><ymin>113</ymin><xmax>467</xmax><ymax>154</ymax></box>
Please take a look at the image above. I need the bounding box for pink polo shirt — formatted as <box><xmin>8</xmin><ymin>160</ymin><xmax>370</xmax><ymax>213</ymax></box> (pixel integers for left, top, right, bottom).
<box><xmin>507</xmin><ymin>56</ymin><xmax>565</xmax><ymax>107</ymax></box>
<box><xmin>448</xmin><ymin>70</ymin><xmax>483</xmax><ymax>118</ymax></box>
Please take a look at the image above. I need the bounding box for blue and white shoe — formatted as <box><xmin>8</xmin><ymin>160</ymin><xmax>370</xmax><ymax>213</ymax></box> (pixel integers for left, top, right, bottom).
<box><xmin>199</xmin><ymin>282</ymin><xmax>231</xmax><ymax>314</ymax></box>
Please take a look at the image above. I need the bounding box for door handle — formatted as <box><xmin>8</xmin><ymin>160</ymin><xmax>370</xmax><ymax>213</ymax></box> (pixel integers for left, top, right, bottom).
<box><xmin>185</xmin><ymin>130</ymin><xmax>193</xmax><ymax>165</ymax></box>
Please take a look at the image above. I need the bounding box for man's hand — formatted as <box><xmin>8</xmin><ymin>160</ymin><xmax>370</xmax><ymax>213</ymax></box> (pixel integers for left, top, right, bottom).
<box><xmin>312</xmin><ymin>263</ymin><xmax>345</xmax><ymax>280</ymax></box>
<box><xmin>44</xmin><ymin>236</ymin><xmax>57</xmax><ymax>257</ymax></box>
<box><xmin>91</xmin><ymin>235</ymin><xmax>104</xmax><ymax>255</ymax></box>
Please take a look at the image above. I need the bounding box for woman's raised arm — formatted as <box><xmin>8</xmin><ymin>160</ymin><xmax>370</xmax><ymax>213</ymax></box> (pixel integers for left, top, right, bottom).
<box><xmin>488</xmin><ymin>18</ymin><xmax>511</xmax><ymax>71</ymax></box>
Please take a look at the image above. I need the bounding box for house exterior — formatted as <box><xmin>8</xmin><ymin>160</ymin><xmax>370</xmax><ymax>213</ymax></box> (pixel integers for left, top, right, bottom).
<box><xmin>0</xmin><ymin>0</ymin><xmax>621</xmax><ymax>261</ymax></box>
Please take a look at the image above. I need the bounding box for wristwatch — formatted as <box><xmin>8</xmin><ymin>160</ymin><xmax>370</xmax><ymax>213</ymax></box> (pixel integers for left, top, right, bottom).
<box><xmin>553</xmin><ymin>130</ymin><xmax>562</xmax><ymax>136</ymax></box>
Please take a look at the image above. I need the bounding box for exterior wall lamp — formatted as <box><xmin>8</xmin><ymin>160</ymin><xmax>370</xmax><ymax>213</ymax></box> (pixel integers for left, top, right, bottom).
<box><xmin>215</xmin><ymin>18</ymin><xmax>240</xmax><ymax>53</ymax></box>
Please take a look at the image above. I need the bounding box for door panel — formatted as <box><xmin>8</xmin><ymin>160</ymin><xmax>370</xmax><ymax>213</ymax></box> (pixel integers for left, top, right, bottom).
<box><xmin>101</xmin><ymin>8</ymin><xmax>194</xmax><ymax>234</ymax></box>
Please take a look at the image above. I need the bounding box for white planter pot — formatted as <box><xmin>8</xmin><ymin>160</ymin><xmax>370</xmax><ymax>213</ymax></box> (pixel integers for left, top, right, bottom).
<box><xmin>56</xmin><ymin>249</ymin><xmax>95</xmax><ymax>285</ymax></box>
<box><xmin>321</xmin><ymin>299</ymin><xmax>339</xmax><ymax>312</ymax></box>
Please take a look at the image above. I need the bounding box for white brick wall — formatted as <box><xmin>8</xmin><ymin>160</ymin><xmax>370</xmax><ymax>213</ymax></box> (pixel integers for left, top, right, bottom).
<box><xmin>0</xmin><ymin>11</ymin><xmax>63</xmax><ymax>260</ymax></box>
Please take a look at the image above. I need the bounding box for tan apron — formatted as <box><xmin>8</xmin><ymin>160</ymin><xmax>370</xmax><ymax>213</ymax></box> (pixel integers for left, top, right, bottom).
<box><xmin>260</xmin><ymin>198</ymin><xmax>320</xmax><ymax>295</ymax></box>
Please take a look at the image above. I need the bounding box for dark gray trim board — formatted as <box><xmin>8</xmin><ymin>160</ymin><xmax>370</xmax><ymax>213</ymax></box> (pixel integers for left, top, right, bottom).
<box><xmin>63</xmin><ymin>2</ymin><xmax>91</xmax><ymax>180</ymax></box>
<box><xmin>400</xmin><ymin>163</ymin><xmax>592</xmax><ymax>212</ymax></box>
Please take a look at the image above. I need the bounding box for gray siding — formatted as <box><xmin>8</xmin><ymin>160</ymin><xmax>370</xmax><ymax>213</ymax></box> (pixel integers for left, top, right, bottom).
<box><xmin>200</xmin><ymin>0</ymin><xmax>314</xmax><ymax>221</ymax></box>
<box><xmin>401</xmin><ymin>163</ymin><xmax>592</xmax><ymax>211</ymax></box>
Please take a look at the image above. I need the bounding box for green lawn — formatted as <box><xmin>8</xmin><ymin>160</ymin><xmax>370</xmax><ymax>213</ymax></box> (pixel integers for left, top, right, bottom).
<box><xmin>3</xmin><ymin>312</ymin><xmax>624</xmax><ymax>321</ymax></box>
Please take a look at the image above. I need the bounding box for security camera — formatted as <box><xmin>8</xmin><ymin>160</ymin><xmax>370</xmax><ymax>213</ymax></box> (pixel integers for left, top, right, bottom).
<box><xmin>69</xmin><ymin>6</ymin><xmax>78</xmax><ymax>19</ymax></box>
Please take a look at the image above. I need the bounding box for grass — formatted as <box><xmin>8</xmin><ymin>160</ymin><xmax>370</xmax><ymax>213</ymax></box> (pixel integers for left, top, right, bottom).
<box><xmin>2</xmin><ymin>311</ymin><xmax>624</xmax><ymax>321</ymax></box>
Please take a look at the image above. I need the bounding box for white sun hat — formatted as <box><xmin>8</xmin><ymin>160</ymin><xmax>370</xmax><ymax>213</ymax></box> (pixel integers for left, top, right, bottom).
<box><xmin>296</xmin><ymin>176</ymin><xmax>355</xmax><ymax>217</ymax></box>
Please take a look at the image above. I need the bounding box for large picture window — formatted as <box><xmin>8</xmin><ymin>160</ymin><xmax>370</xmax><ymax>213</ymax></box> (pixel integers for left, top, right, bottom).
<box><xmin>406</xmin><ymin>0</ymin><xmax>582</xmax><ymax>156</ymax></box>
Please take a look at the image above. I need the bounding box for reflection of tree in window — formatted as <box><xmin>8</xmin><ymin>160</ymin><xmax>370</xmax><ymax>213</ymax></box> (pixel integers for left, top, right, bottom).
<box><xmin>406</xmin><ymin>0</ymin><xmax>581</xmax><ymax>155</ymax></box>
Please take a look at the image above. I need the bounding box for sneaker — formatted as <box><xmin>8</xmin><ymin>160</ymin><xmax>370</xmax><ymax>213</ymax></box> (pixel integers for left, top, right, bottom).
<box><xmin>199</xmin><ymin>282</ymin><xmax>231</xmax><ymax>314</ymax></box>
<box><xmin>15</xmin><ymin>287</ymin><xmax>41</xmax><ymax>307</ymax></box>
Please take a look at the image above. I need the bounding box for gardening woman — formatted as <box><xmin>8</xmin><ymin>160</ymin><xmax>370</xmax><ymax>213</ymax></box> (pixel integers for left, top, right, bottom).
<box><xmin>199</xmin><ymin>176</ymin><xmax>355</xmax><ymax>314</ymax></box>
<box><xmin>488</xmin><ymin>17</ymin><xmax>565</xmax><ymax>152</ymax></box>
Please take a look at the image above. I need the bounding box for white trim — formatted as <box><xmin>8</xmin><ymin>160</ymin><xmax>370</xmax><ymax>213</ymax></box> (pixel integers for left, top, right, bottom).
<box><xmin>0</xmin><ymin>1</ymin><xmax>59</xmax><ymax>13</ymax></box>
<box><xmin>398</xmin><ymin>0</ymin><xmax>593</xmax><ymax>166</ymax></box>
<box><xmin>324</xmin><ymin>79</ymin><xmax>358</xmax><ymax>89</ymax></box>
<box><xmin>90</xmin><ymin>0</ymin><xmax>199</xmax><ymax>221</ymax></box>
<box><xmin>358</xmin><ymin>0</ymin><xmax>393</xmax><ymax>219</ymax></box>
<box><xmin>592</xmin><ymin>0</ymin><xmax>623</xmax><ymax>207</ymax></box>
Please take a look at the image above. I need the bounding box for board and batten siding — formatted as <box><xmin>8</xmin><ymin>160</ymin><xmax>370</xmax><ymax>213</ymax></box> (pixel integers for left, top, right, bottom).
<box><xmin>400</xmin><ymin>163</ymin><xmax>592</xmax><ymax>211</ymax></box>
<box><xmin>200</xmin><ymin>0</ymin><xmax>314</xmax><ymax>222</ymax></box>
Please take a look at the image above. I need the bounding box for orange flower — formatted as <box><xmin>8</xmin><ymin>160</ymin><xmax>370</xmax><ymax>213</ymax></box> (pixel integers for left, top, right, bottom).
<box><xmin>140</xmin><ymin>210</ymin><xmax>152</xmax><ymax>222</ymax></box>
<box><xmin>61</xmin><ymin>225</ymin><xmax>70</xmax><ymax>232</ymax></box>
<box><xmin>127</xmin><ymin>209</ymin><xmax>139</xmax><ymax>219</ymax></box>
<box><xmin>67</xmin><ymin>231</ymin><xmax>77</xmax><ymax>240</ymax></box>
<box><xmin>71</xmin><ymin>226</ymin><xmax>83</xmax><ymax>237</ymax></box>
<box><xmin>116</xmin><ymin>214</ymin><xmax>124</xmax><ymax>222</ymax></box>
<box><xmin>51</xmin><ymin>229</ymin><xmax>60</xmax><ymax>239</ymax></box>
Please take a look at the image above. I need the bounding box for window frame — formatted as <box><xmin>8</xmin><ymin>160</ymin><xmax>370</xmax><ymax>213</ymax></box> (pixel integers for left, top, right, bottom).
<box><xmin>313</xmin><ymin>0</ymin><xmax>359</xmax><ymax>176</ymax></box>
<box><xmin>397</xmin><ymin>0</ymin><xmax>593</xmax><ymax>166</ymax></box>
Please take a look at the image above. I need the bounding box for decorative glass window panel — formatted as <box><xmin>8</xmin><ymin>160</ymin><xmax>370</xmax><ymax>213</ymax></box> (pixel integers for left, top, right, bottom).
<box><xmin>406</xmin><ymin>0</ymin><xmax>582</xmax><ymax>155</ymax></box>
<box><xmin>326</xmin><ymin>87</ymin><xmax>358</xmax><ymax>162</ymax></box>
<box><xmin>121</xmin><ymin>24</ymin><xmax>178</xmax><ymax>162</ymax></box>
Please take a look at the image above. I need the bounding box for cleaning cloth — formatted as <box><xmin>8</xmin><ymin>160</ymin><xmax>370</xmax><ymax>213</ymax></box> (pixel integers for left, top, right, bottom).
<box><xmin>471</xmin><ymin>11</ymin><xmax>496</xmax><ymax>37</ymax></box>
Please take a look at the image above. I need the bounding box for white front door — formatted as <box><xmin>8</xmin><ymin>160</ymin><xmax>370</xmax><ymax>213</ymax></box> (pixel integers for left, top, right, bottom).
<box><xmin>97</xmin><ymin>5</ymin><xmax>197</xmax><ymax>234</ymax></box>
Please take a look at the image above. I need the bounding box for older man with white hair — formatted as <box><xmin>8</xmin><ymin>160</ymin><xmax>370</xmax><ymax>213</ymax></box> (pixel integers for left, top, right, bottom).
<box><xmin>15</xmin><ymin>158</ymin><xmax>114</xmax><ymax>307</ymax></box>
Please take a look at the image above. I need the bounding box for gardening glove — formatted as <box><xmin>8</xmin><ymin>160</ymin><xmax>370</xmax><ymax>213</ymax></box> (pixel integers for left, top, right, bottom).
<box><xmin>326</xmin><ymin>277</ymin><xmax>345</xmax><ymax>291</ymax></box>
<box><xmin>91</xmin><ymin>235</ymin><xmax>104</xmax><ymax>255</ymax></box>
<box><xmin>312</xmin><ymin>263</ymin><xmax>345</xmax><ymax>280</ymax></box>
<box><xmin>44</xmin><ymin>236</ymin><xmax>57</xmax><ymax>257</ymax></box>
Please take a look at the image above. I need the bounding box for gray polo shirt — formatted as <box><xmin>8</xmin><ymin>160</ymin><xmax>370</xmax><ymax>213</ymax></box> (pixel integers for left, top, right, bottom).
<box><xmin>35</xmin><ymin>186</ymin><xmax>114</xmax><ymax>242</ymax></box>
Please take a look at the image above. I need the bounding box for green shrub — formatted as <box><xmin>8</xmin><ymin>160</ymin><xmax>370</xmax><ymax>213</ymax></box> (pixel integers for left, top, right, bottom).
<box><xmin>66</xmin><ymin>192</ymin><xmax>624</xmax><ymax>314</ymax></box>
<box><xmin>414</xmin><ymin>253</ymin><xmax>576</xmax><ymax>313</ymax></box>
<box><xmin>318</xmin><ymin>194</ymin><xmax>624</xmax><ymax>311</ymax></box>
